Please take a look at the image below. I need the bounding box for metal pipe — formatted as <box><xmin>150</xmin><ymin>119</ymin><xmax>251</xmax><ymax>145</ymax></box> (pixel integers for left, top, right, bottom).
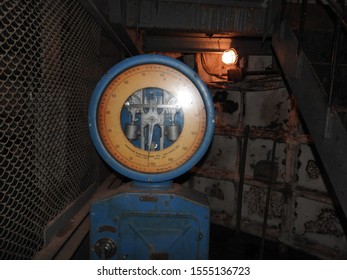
<box><xmin>259</xmin><ymin>139</ymin><xmax>277</xmax><ymax>259</ymax></box>
<box><xmin>297</xmin><ymin>0</ymin><xmax>308</xmax><ymax>56</ymax></box>
<box><xmin>280</xmin><ymin>0</ymin><xmax>287</xmax><ymax>25</ymax></box>
<box><xmin>279</xmin><ymin>0</ymin><xmax>287</xmax><ymax>40</ymax></box>
<box><xmin>324</xmin><ymin>2</ymin><xmax>342</xmax><ymax>138</ymax></box>
<box><xmin>235</xmin><ymin>125</ymin><xmax>250</xmax><ymax>239</ymax></box>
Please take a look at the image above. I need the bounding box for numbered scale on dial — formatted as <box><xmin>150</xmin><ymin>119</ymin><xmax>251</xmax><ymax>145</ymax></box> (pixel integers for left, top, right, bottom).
<box><xmin>89</xmin><ymin>54</ymin><xmax>215</xmax><ymax>183</ymax></box>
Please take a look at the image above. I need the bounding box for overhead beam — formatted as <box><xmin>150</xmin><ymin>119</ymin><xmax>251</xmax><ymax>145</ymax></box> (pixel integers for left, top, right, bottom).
<box><xmin>116</xmin><ymin>0</ymin><xmax>269</xmax><ymax>35</ymax></box>
<box><xmin>158</xmin><ymin>0</ymin><xmax>269</xmax><ymax>8</ymax></box>
<box><xmin>143</xmin><ymin>35</ymin><xmax>273</xmax><ymax>55</ymax></box>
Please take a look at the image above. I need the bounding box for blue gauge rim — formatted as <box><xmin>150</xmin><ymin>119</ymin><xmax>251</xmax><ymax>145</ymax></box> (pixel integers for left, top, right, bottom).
<box><xmin>89</xmin><ymin>54</ymin><xmax>215</xmax><ymax>183</ymax></box>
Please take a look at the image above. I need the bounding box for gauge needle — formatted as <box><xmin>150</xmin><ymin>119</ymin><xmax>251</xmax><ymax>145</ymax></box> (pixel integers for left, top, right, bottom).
<box><xmin>147</xmin><ymin>121</ymin><xmax>155</xmax><ymax>165</ymax></box>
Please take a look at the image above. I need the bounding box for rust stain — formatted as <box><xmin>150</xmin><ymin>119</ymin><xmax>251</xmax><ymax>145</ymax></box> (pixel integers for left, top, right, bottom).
<box><xmin>304</xmin><ymin>208</ymin><xmax>343</xmax><ymax>237</ymax></box>
<box><xmin>305</xmin><ymin>160</ymin><xmax>320</xmax><ymax>179</ymax></box>
<box><xmin>253</xmin><ymin>158</ymin><xmax>278</xmax><ymax>182</ymax></box>
<box><xmin>244</xmin><ymin>187</ymin><xmax>284</xmax><ymax>218</ymax></box>
<box><xmin>205</xmin><ymin>182</ymin><xmax>224</xmax><ymax>200</ymax></box>
<box><xmin>214</xmin><ymin>125</ymin><xmax>312</xmax><ymax>143</ymax></box>
<box><xmin>97</xmin><ymin>225</ymin><xmax>117</xmax><ymax>233</ymax></box>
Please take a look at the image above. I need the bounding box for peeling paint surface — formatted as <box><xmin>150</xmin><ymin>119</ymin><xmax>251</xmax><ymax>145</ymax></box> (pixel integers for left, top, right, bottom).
<box><xmin>294</xmin><ymin>198</ymin><xmax>347</xmax><ymax>258</ymax></box>
<box><xmin>181</xmin><ymin>64</ymin><xmax>347</xmax><ymax>259</ymax></box>
<box><xmin>297</xmin><ymin>145</ymin><xmax>327</xmax><ymax>192</ymax></box>
<box><xmin>246</xmin><ymin>140</ymin><xmax>286</xmax><ymax>184</ymax></box>
<box><xmin>244</xmin><ymin>186</ymin><xmax>284</xmax><ymax>220</ymax></box>
<box><xmin>244</xmin><ymin>89</ymin><xmax>290</xmax><ymax>129</ymax></box>
<box><xmin>202</xmin><ymin>135</ymin><xmax>238</xmax><ymax>172</ymax></box>
<box><xmin>304</xmin><ymin>208</ymin><xmax>343</xmax><ymax>237</ymax></box>
<box><xmin>305</xmin><ymin>160</ymin><xmax>320</xmax><ymax>180</ymax></box>
<box><xmin>183</xmin><ymin>177</ymin><xmax>235</xmax><ymax>216</ymax></box>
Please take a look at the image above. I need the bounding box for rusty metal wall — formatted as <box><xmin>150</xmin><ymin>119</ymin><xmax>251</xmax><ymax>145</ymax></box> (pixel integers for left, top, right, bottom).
<box><xmin>0</xmin><ymin>0</ymin><xmax>123</xmax><ymax>259</ymax></box>
<box><xmin>184</xmin><ymin>54</ymin><xmax>347</xmax><ymax>259</ymax></box>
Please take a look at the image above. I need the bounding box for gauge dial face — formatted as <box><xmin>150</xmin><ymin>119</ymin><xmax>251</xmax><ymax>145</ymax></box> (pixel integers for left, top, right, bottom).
<box><xmin>97</xmin><ymin>63</ymin><xmax>207</xmax><ymax>174</ymax></box>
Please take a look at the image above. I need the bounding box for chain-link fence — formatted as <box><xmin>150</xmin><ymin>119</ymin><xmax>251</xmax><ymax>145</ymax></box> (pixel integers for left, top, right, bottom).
<box><xmin>1</xmin><ymin>0</ymin><xmax>123</xmax><ymax>259</ymax></box>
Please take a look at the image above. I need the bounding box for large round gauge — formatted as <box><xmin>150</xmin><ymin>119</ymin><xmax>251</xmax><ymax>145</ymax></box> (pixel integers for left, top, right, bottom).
<box><xmin>89</xmin><ymin>54</ymin><xmax>214</xmax><ymax>183</ymax></box>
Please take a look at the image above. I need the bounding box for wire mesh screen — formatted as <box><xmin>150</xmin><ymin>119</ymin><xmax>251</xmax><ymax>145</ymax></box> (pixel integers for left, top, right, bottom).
<box><xmin>1</xmin><ymin>0</ymin><xmax>123</xmax><ymax>259</ymax></box>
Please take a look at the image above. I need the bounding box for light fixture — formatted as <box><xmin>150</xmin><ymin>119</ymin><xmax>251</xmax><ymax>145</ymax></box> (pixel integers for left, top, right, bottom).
<box><xmin>222</xmin><ymin>48</ymin><xmax>238</xmax><ymax>65</ymax></box>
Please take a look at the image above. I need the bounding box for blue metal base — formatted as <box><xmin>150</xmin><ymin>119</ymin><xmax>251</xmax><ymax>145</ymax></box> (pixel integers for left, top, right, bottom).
<box><xmin>90</xmin><ymin>182</ymin><xmax>210</xmax><ymax>260</ymax></box>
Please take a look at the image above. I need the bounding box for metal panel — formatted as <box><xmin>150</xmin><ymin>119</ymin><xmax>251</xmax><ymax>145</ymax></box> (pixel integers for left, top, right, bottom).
<box><xmin>143</xmin><ymin>35</ymin><xmax>273</xmax><ymax>54</ymax></box>
<box><xmin>90</xmin><ymin>183</ymin><xmax>210</xmax><ymax>260</ymax></box>
<box><xmin>182</xmin><ymin>82</ymin><xmax>347</xmax><ymax>258</ymax></box>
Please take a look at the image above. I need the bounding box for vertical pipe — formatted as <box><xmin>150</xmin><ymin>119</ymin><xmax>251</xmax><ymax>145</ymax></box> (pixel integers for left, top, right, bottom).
<box><xmin>279</xmin><ymin>0</ymin><xmax>287</xmax><ymax>40</ymax></box>
<box><xmin>324</xmin><ymin>1</ymin><xmax>342</xmax><ymax>138</ymax></box>
<box><xmin>280</xmin><ymin>0</ymin><xmax>287</xmax><ymax>25</ymax></box>
<box><xmin>259</xmin><ymin>139</ymin><xmax>277</xmax><ymax>259</ymax></box>
<box><xmin>235</xmin><ymin>125</ymin><xmax>250</xmax><ymax>239</ymax></box>
<box><xmin>297</xmin><ymin>0</ymin><xmax>308</xmax><ymax>56</ymax></box>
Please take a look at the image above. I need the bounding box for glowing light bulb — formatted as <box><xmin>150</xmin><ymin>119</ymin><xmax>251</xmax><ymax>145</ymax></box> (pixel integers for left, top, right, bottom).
<box><xmin>222</xmin><ymin>48</ymin><xmax>238</xmax><ymax>65</ymax></box>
